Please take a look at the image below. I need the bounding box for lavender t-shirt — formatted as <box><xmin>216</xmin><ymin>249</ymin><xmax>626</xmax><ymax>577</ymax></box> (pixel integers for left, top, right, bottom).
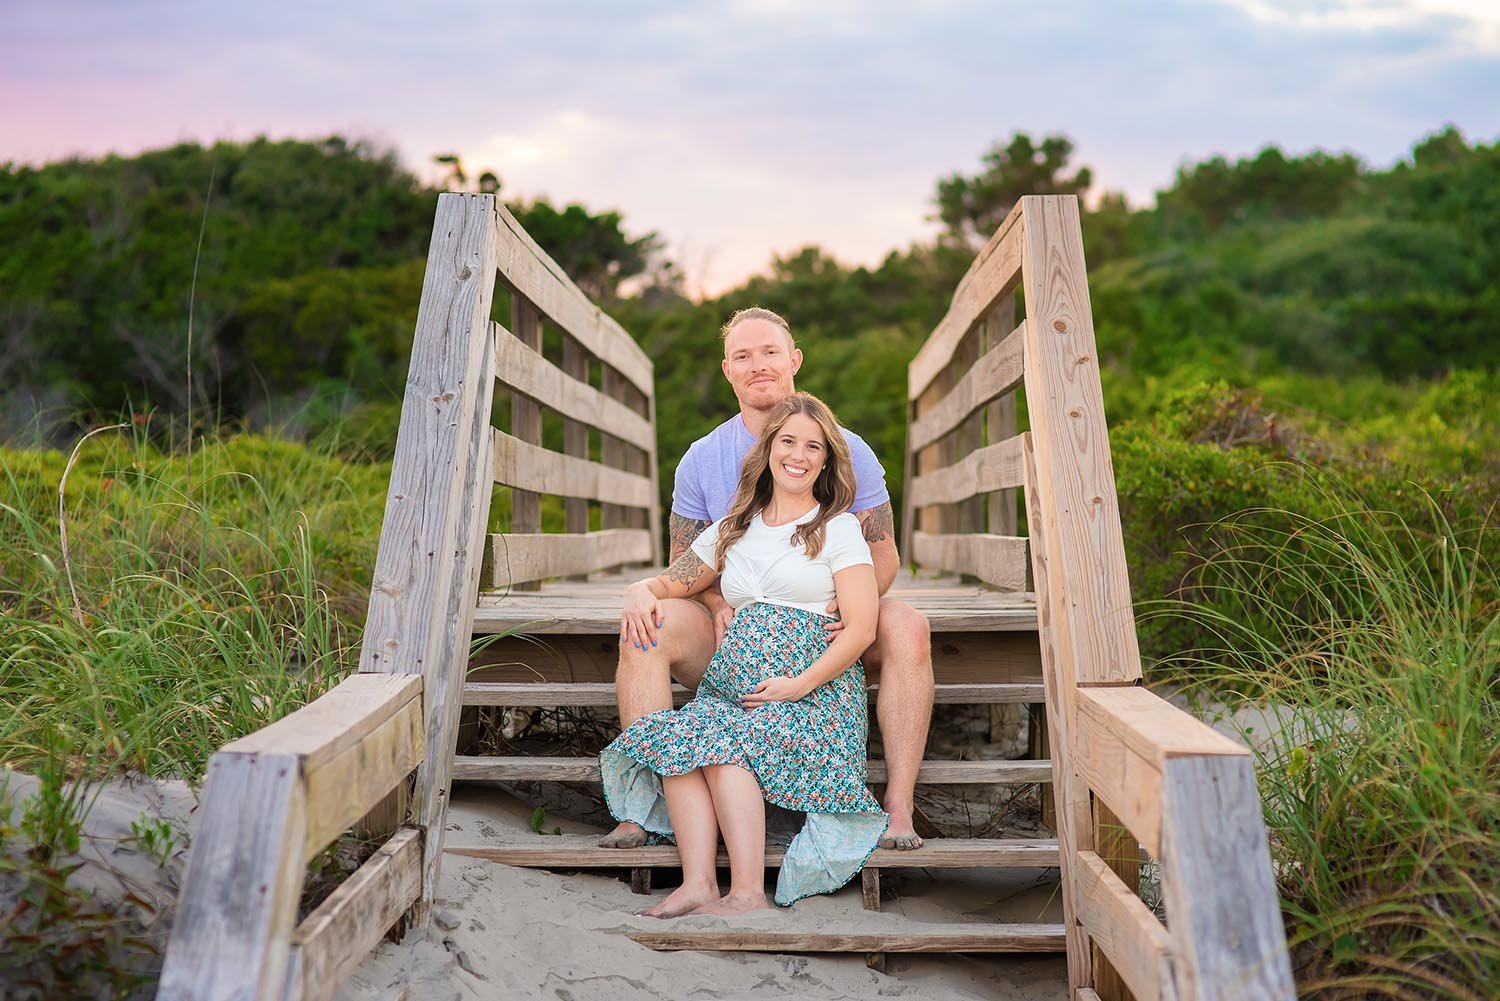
<box><xmin>671</xmin><ymin>415</ymin><xmax>890</xmax><ymax>522</ymax></box>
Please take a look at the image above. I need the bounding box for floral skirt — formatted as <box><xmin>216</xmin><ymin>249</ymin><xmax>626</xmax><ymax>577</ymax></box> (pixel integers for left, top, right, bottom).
<box><xmin>599</xmin><ymin>601</ymin><xmax>888</xmax><ymax>905</ymax></box>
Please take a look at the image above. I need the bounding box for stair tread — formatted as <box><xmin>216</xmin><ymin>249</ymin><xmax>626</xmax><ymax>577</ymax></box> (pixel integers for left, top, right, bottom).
<box><xmin>620</xmin><ymin>922</ymin><xmax>1067</xmax><ymax>953</ymax></box>
<box><xmin>452</xmin><ymin>755</ymin><xmax>1052</xmax><ymax>784</ymax></box>
<box><xmin>463</xmin><ymin>681</ymin><xmax>1046</xmax><ymax>707</ymax></box>
<box><xmin>446</xmin><ymin>833</ymin><xmax>1060</xmax><ymax>869</ymax></box>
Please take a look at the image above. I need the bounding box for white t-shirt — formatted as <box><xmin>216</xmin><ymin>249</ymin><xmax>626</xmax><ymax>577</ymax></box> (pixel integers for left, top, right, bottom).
<box><xmin>690</xmin><ymin>507</ymin><xmax>873</xmax><ymax>616</ymax></box>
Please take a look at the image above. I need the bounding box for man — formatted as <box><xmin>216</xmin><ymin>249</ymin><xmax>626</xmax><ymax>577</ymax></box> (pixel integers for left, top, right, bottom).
<box><xmin>602</xmin><ymin>306</ymin><xmax>934</xmax><ymax>850</ymax></box>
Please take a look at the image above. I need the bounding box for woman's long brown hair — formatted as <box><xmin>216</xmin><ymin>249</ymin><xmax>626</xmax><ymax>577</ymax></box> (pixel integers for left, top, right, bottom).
<box><xmin>712</xmin><ymin>393</ymin><xmax>857</xmax><ymax>569</ymax></box>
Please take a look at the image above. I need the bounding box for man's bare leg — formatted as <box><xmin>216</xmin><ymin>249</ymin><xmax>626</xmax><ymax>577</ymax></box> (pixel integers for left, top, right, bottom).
<box><xmin>865</xmin><ymin>599</ymin><xmax>933</xmax><ymax>850</ymax></box>
<box><xmin>600</xmin><ymin>598</ymin><xmax>717</xmax><ymax>848</ymax></box>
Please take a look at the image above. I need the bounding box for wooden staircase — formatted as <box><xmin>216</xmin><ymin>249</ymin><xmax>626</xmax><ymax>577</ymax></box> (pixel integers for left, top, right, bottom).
<box><xmin>451</xmin><ymin>570</ymin><xmax>1068</xmax><ymax>959</ymax></box>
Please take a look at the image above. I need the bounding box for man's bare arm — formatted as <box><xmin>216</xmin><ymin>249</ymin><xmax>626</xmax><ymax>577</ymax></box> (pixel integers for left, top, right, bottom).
<box><xmin>668</xmin><ymin>512</ymin><xmax>711</xmax><ymax>563</ymax></box>
<box><xmin>856</xmin><ymin>502</ymin><xmax>900</xmax><ymax>595</ymax></box>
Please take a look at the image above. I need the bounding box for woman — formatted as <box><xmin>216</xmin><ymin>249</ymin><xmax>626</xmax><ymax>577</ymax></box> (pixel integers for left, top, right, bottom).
<box><xmin>600</xmin><ymin>393</ymin><xmax>889</xmax><ymax>918</ymax></box>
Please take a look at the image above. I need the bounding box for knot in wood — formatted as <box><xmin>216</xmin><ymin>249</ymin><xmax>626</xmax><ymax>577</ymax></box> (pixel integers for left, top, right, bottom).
<box><xmin>432</xmin><ymin>392</ymin><xmax>455</xmax><ymax>404</ymax></box>
<box><xmin>1068</xmin><ymin>407</ymin><xmax>1083</xmax><ymax>419</ymax></box>
<box><xmin>457</xmin><ymin>265</ymin><xmax>473</xmax><ymax>281</ymax></box>
<box><xmin>1052</xmin><ymin>319</ymin><xmax>1068</xmax><ymax>333</ymax></box>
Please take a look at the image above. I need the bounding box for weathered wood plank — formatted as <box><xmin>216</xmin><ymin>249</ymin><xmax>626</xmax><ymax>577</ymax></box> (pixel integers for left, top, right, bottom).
<box><xmin>493</xmin><ymin>321</ymin><xmax>654</xmax><ymax>452</ymax></box>
<box><xmin>451</xmin><ymin>755</ymin><xmax>1052</xmax><ymax>784</ymax></box>
<box><xmin>493</xmin><ymin>202</ymin><xmax>653</xmax><ymax>395</ymax></box>
<box><xmin>1160</xmin><ymin>755</ymin><xmax>1296</xmax><ymax>1001</ymax></box>
<box><xmin>301</xmin><ymin>694</ymin><xmax>424</xmax><ymax>863</ymax></box>
<box><xmin>911</xmin><ymin>531</ymin><xmax>1028</xmax><ymax>591</ymax></box>
<box><xmin>907</xmin><ymin>435</ymin><xmax>1027</xmax><ymax>508</ymax></box>
<box><xmin>156</xmin><ymin>753</ymin><xmax>307</xmax><ymax>1001</ymax></box>
<box><xmin>985</xmin><ymin>298</ymin><xmax>1019</xmax><ymax>537</ymax></box>
<box><xmin>480</xmin><ymin>529</ymin><xmax>653</xmax><ymax>588</ymax></box>
<box><xmin>1092</xmin><ymin>799</ymin><xmax>1143</xmax><ymax>1001</ymax></box>
<box><xmin>1023</xmin><ymin>430</ymin><xmax>1095</xmax><ymax>991</ymax></box>
<box><xmin>492</xmin><ymin>427</ymin><xmax>653</xmax><ymax>508</ymax></box>
<box><xmin>447</xmin><ymin>835</ymin><xmax>1061</xmax><ymax>869</ymax></box>
<box><xmin>284</xmin><ymin>828</ymin><xmax>423</xmax><ymax>1001</ymax></box>
<box><xmin>356</xmin><ymin>192</ymin><xmax>500</xmax><ymax>931</ymax></box>
<box><xmin>909</xmin><ymin>199</ymin><xmax>1027</xmax><ymax>399</ymax></box>
<box><xmin>459</xmin><ymin>680</ymin><xmax>1047</xmax><ymax>707</ymax></box>
<box><xmin>559</xmin><ymin>333</ymin><xmax>591</xmax><ymax>557</ymax></box>
<box><xmin>909</xmin><ymin>320</ymin><xmax>1026</xmax><ymax>453</ymax></box>
<box><xmin>509</xmin><ymin>301</ymin><xmax>544</xmax><ymax>563</ymax></box>
<box><xmin>1019</xmin><ymin>194</ymin><xmax>1141</xmax><ymax>686</ymax></box>
<box><xmin>1074</xmin><ymin>850</ymin><xmax>1176</xmax><ymax>1001</ymax></box>
<box><xmin>624</xmin><ymin>924</ymin><xmax>1067</xmax><ymax>953</ymax></box>
<box><xmin>223</xmin><ymin>674</ymin><xmax>421</xmax><ymax>768</ymax></box>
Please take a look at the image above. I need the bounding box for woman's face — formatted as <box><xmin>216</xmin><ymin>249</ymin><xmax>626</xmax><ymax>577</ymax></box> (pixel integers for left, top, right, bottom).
<box><xmin>768</xmin><ymin>412</ymin><xmax>828</xmax><ymax>498</ymax></box>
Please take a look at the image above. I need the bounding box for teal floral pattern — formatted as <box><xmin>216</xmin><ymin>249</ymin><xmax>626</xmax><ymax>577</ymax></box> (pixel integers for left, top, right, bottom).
<box><xmin>600</xmin><ymin>602</ymin><xmax>888</xmax><ymax>905</ymax></box>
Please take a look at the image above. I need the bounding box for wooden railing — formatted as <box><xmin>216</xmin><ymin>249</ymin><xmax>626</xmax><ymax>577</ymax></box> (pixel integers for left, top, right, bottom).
<box><xmin>903</xmin><ymin>194</ymin><xmax>1295</xmax><ymax>1001</ymax></box>
<box><xmin>159</xmin><ymin>193</ymin><xmax>658</xmax><ymax>1001</ymax></box>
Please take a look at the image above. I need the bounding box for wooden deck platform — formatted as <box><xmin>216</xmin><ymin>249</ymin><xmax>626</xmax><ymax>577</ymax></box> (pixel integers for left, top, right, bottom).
<box><xmin>473</xmin><ymin>568</ymin><xmax>1039</xmax><ymax>635</ymax></box>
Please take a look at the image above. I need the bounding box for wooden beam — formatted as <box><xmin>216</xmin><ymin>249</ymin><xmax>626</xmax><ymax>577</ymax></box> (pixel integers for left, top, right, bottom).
<box><xmin>461</xmin><ymin>680</ymin><xmax>1047</xmax><ymax>707</ymax></box>
<box><xmin>986</xmin><ymin>298</ymin><xmax>1019</xmax><ymax>538</ymax></box>
<box><xmin>509</xmin><ymin>301</ymin><xmax>544</xmax><ymax>571</ymax></box>
<box><xmin>358</xmin><ymin>192</ymin><xmax>501</xmax><ymax>929</ymax></box>
<box><xmin>559</xmin><ymin>333</ymin><xmax>591</xmax><ymax>560</ymax></box>
<box><xmin>909</xmin><ymin>200</ymin><xmax>1027</xmax><ymax>398</ymax></box>
<box><xmin>1160</xmin><ymin>755</ymin><xmax>1296</xmax><ymax>1000</ymax></box>
<box><xmin>156</xmin><ymin>752</ymin><xmax>307</xmax><ymax>1001</ymax></box>
<box><xmin>480</xmin><ymin>529</ymin><xmax>653</xmax><ymax>588</ymax></box>
<box><xmin>624</xmin><ymin>924</ymin><xmax>1067</xmax><ymax>953</ymax></box>
<box><xmin>223</xmin><ymin>673</ymin><xmax>421</xmax><ymax>767</ymax></box>
<box><xmin>907</xmin><ymin>435</ymin><xmax>1027</xmax><ymax>508</ymax></box>
<box><xmin>1074</xmin><ymin>850</ymin><xmax>1176</xmax><ymax>1001</ymax></box>
<box><xmin>447</xmin><ymin>835</ymin><xmax>1061</xmax><ymax>869</ymax></box>
<box><xmin>1092</xmin><ymin>800</ymin><xmax>1145</xmax><ymax>1001</ymax></box>
<box><xmin>1019</xmin><ymin>194</ymin><xmax>1142</xmax><ymax>686</ymax></box>
<box><xmin>284</xmin><ymin>828</ymin><xmax>423</xmax><ymax>1001</ymax></box>
<box><xmin>1024</xmin><ymin>430</ymin><xmax>1096</xmax><ymax>991</ymax></box>
<box><xmin>451</xmin><ymin>755</ymin><xmax>1052</xmax><ymax>785</ymax></box>
<box><xmin>911</xmin><ymin>532</ymin><xmax>1028</xmax><ymax>591</ymax></box>
<box><xmin>909</xmin><ymin>320</ymin><xmax>1026</xmax><ymax>452</ymax></box>
<box><xmin>493</xmin><ymin>322</ymin><xmax>653</xmax><ymax>453</ymax></box>
<box><xmin>491</xmin><ymin>427</ymin><xmax>653</xmax><ymax>508</ymax></box>
<box><xmin>493</xmin><ymin>202</ymin><xmax>653</xmax><ymax>396</ymax></box>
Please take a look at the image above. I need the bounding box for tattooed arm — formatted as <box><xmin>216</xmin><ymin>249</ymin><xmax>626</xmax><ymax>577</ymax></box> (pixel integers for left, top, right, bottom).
<box><xmin>621</xmin><ymin>539</ymin><xmax>719</xmax><ymax>649</ymax></box>
<box><xmin>856</xmin><ymin>502</ymin><xmax>900</xmax><ymax>596</ymax></box>
<box><xmin>668</xmin><ymin>512</ymin><xmax>736</xmax><ymax>645</ymax></box>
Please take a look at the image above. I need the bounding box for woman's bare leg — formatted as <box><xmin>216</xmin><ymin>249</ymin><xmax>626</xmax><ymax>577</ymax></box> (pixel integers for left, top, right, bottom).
<box><xmin>690</xmin><ymin>764</ymin><xmax>773</xmax><ymax>915</ymax></box>
<box><xmin>640</xmin><ymin>769</ymin><xmax>720</xmax><ymax>917</ymax></box>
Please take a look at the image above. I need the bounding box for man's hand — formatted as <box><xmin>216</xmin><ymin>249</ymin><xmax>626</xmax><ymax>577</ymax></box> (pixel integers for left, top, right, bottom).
<box><xmin>703</xmin><ymin>591</ymin><xmax>736</xmax><ymax>646</ymax></box>
<box><xmin>823</xmin><ymin>596</ymin><xmax>845</xmax><ymax>640</ymax></box>
<box><xmin>741</xmin><ymin>675</ymin><xmax>805</xmax><ymax>707</ymax></box>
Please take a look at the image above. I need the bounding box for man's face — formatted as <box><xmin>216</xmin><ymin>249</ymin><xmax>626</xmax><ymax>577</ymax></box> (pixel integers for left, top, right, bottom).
<box><xmin>721</xmin><ymin>319</ymin><xmax>802</xmax><ymax>412</ymax></box>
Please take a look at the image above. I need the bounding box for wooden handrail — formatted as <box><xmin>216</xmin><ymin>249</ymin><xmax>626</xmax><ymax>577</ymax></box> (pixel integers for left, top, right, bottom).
<box><xmin>904</xmin><ymin>195</ymin><xmax>1294</xmax><ymax>1000</ymax></box>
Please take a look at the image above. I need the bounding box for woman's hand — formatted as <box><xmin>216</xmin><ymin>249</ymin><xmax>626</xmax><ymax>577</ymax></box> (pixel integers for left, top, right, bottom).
<box><xmin>741</xmin><ymin>676</ymin><xmax>806</xmax><ymax>708</ymax></box>
<box><xmin>620</xmin><ymin>581</ymin><xmax>663</xmax><ymax>651</ymax></box>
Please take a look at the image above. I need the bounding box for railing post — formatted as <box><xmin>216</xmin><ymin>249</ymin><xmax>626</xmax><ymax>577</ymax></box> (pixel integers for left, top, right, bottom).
<box><xmin>358</xmin><ymin>192</ymin><xmax>501</xmax><ymax>929</ymax></box>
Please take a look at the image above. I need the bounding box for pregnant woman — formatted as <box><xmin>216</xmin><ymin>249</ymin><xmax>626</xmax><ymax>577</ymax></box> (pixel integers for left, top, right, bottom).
<box><xmin>600</xmin><ymin>392</ymin><xmax>889</xmax><ymax>917</ymax></box>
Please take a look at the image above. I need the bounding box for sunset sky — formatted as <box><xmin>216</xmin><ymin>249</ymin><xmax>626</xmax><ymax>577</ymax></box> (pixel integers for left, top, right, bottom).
<box><xmin>4</xmin><ymin>0</ymin><xmax>1498</xmax><ymax>295</ymax></box>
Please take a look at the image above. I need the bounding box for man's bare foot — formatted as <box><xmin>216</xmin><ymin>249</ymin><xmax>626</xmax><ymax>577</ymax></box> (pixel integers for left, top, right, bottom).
<box><xmin>877</xmin><ymin>808</ymin><xmax>924</xmax><ymax>851</ymax></box>
<box><xmin>639</xmin><ymin>880</ymin><xmax>719</xmax><ymax>918</ymax></box>
<box><xmin>688</xmin><ymin>891</ymin><xmax>773</xmax><ymax>916</ymax></box>
<box><xmin>599</xmin><ymin>821</ymin><xmax>647</xmax><ymax>849</ymax></box>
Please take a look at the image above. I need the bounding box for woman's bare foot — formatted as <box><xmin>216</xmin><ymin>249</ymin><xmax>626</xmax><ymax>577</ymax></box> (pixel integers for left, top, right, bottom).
<box><xmin>599</xmin><ymin>821</ymin><xmax>647</xmax><ymax>849</ymax></box>
<box><xmin>639</xmin><ymin>880</ymin><xmax>719</xmax><ymax>918</ymax></box>
<box><xmin>688</xmin><ymin>891</ymin><xmax>773</xmax><ymax>916</ymax></box>
<box><xmin>877</xmin><ymin>807</ymin><xmax>924</xmax><ymax>851</ymax></box>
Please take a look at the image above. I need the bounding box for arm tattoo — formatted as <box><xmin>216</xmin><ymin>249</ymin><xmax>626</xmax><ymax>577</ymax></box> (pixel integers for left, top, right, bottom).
<box><xmin>668</xmin><ymin>513</ymin><xmax>711</xmax><ymax>563</ymax></box>
<box><xmin>665</xmin><ymin>549</ymin><xmax>709</xmax><ymax>588</ymax></box>
<box><xmin>857</xmin><ymin>502</ymin><xmax>894</xmax><ymax>545</ymax></box>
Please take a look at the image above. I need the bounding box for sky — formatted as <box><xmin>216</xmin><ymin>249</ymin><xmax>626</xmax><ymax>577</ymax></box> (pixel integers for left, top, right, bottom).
<box><xmin>3</xmin><ymin>0</ymin><xmax>1498</xmax><ymax>296</ymax></box>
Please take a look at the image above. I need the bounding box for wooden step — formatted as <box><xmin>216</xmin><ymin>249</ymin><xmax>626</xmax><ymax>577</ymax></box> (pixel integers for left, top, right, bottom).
<box><xmin>620</xmin><ymin>923</ymin><xmax>1067</xmax><ymax>953</ymax></box>
<box><xmin>452</xmin><ymin>755</ymin><xmax>1052</xmax><ymax>784</ymax></box>
<box><xmin>446</xmin><ymin>833</ymin><xmax>1060</xmax><ymax>869</ymax></box>
<box><xmin>462</xmin><ymin>681</ymin><xmax>1047</xmax><ymax>707</ymax></box>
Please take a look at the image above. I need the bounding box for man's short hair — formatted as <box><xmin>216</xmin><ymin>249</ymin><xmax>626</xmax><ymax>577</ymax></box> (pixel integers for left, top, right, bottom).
<box><xmin>720</xmin><ymin>306</ymin><xmax>795</xmax><ymax>348</ymax></box>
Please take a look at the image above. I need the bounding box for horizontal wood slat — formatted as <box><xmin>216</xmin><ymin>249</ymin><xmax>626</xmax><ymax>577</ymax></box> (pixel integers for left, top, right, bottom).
<box><xmin>911</xmin><ymin>532</ymin><xmax>1028</xmax><ymax>591</ymax></box>
<box><xmin>447</xmin><ymin>835</ymin><xmax>1060</xmax><ymax>869</ymax></box>
<box><xmin>1071</xmin><ymin>687</ymin><xmax>1247</xmax><ymax>858</ymax></box>
<box><xmin>285</xmin><ymin>827</ymin><xmax>423</xmax><ymax>1001</ymax></box>
<box><xmin>623</xmin><ymin>924</ymin><xmax>1067</xmax><ymax>954</ymax></box>
<box><xmin>907</xmin><ymin>435</ymin><xmax>1027</xmax><ymax>508</ymax></box>
<box><xmin>492</xmin><ymin>428</ymin><xmax>653</xmax><ymax>508</ymax></box>
<box><xmin>909</xmin><ymin>201</ymin><xmax>1026</xmax><ymax>399</ymax></box>
<box><xmin>492</xmin><ymin>323</ymin><xmax>654</xmax><ymax>452</ymax></box>
<box><xmin>1073</xmin><ymin>850</ymin><xmax>1175</xmax><ymax>1001</ymax></box>
<box><xmin>908</xmin><ymin>322</ymin><xmax>1026</xmax><ymax>452</ymax></box>
<box><xmin>493</xmin><ymin>203</ymin><xmax>653</xmax><ymax>395</ymax></box>
<box><xmin>461</xmin><ymin>681</ymin><xmax>1048</xmax><ymax>707</ymax></box>
<box><xmin>223</xmin><ymin>674</ymin><xmax>421</xmax><ymax>766</ymax></box>
<box><xmin>480</xmin><ymin>529</ymin><xmax>652</xmax><ymax>589</ymax></box>
<box><xmin>452</xmin><ymin>756</ymin><xmax>1052</xmax><ymax>785</ymax></box>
